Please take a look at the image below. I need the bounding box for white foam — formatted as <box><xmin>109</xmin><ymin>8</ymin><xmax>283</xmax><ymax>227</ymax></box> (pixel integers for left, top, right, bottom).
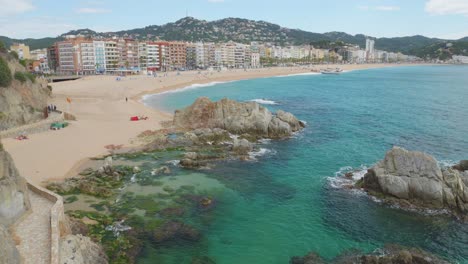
<box><xmin>142</xmin><ymin>81</ymin><xmax>232</xmax><ymax>103</ymax></box>
<box><xmin>274</xmin><ymin>72</ymin><xmax>321</xmax><ymax>78</ymax></box>
<box><xmin>328</xmin><ymin>165</ymin><xmax>368</xmax><ymax>189</ymax></box>
<box><xmin>249</xmin><ymin>99</ymin><xmax>279</xmax><ymax>105</ymax></box>
<box><xmin>165</xmin><ymin>160</ymin><xmax>180</xmax><ymax>166</ymax></box>
<box><xmin>439</xmin><ymin>160</ymin><xmax>457</xmax><ymax>169</ymax></box>
<box><xmin>258</xmin><ymin>138</ymin><xmax>272</xmax><ymax>144</ymax></box>
<box><xmin>248</xmin><ymin>148</ymin><xmax>276</xmax><ymax>160</ymax></box>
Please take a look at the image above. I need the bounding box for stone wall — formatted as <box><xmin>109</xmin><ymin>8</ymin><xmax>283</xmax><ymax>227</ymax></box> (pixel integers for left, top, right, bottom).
<box><xmin>0</xmin><ymin>112</ymin><xmax>65</xmax><ymax>139</ymax></box>
<box><xmin>27</xmin><ymin>182</ymin><xmax>70</xmax><ymax>264</ymax></box>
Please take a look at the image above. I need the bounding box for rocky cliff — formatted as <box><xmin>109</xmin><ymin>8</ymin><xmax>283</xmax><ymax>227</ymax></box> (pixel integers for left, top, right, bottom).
<box><xmin>0</xmin><ymin>142</ymin><xmax>30</xmax><ymax>226</ymax></box>
<box><xmin>173</xmin><ymin>97</ymin><xmax>305</xmax><ymax>139</ymax></box>
<box><xmin>361</xmin><ymin>147</ymin><xmax>468</xmax><ymax>219</ymax></box>
<box><xmin>0</xmin><ymin>140</ymin><xmax>30</xmax><ymax>264</ymax></box>
<box><xmin>60</xmin><ymin>234</ymin><xmax>108</xmax><ymax>264</ymax></box>
<box><xmin>0</xmin><ymin>224</ymin><xmax>20</xmax><ymax>264</ymax></box>
<box><xmin>0</xmin><ymin>52</ymin><xmax>50</xmax><ymax>131</ymax></box>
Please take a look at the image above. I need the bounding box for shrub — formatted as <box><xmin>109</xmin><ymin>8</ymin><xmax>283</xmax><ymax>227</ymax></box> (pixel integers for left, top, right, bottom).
<box><xmin>9</xmin><ymin>51</ymin><xmax>18</xmax><ymax>60</ymax></box>
<box><xmin>19</xmin><ymin>59</ymin><xmax>27</xmax><ymax>67</ymax></box>
<box><xmin>14</xmin><ymin>72</ymin><xmax>27</xmax><ymax>83</ymax></box>
<box><xmin>0</xmin><ymin>41</ymin><xmax>6</xmax><ymax>52</ymax></box>
<box><xmin>24</xmin><ymin>72</ymin><xmax>36</xmax><ymax>83</ymax></box>
<box><xmin>14</xmin><ymin>72</ymin><xmax>36</xmax><ymax>84</ymax></box>
<box><xmin>0</xmin><ymin>56</ymin><xmax>12</xmax><ymax>87</ymax></box>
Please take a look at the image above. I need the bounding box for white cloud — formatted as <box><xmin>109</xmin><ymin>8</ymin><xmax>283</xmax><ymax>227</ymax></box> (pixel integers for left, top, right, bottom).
<box><xmin>0</xmin><ymin>17</ymin><xmax>77</xmax><ymax>38</ymax></box>
<box><xmin>76</xmin><ymin>7</ymin><xmax>112</xmax><ymax>14</ymax></box>
<box><xmin>358</xmin><ymin>5</ymin><xmax>400</xmax><ymax>11</ymax></box>
<box><xmin>375</xmin><ymin>6</ymin><xmax>400</xmax><ymax>11</ymax></box>
<box><xmin>0</xmin><ymin>0</ymin><xmax>34</xmax><ymax>16</ymax></box>
<box><xmin>425</xmin><ymin>0</ymin><xmax>468</xmax><ymax>15</ymax></box>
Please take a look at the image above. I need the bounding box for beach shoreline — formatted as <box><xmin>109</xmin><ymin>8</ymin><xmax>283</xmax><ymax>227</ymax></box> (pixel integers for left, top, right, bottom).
<box><xmin>2</xmin><ymin>63</ymin><xmax>430</xmax><ymax>185</ymax></box>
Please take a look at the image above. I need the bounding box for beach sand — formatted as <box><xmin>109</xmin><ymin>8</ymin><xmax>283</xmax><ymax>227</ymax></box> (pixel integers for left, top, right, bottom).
<box><xmin>2</xmin><ymin>64</ymin><xmax>418</xmax><ymax>185</ymax></box>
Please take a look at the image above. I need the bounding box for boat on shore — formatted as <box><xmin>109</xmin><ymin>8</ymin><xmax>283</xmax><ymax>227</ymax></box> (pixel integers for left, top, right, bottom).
<box><xmin>321</xmin><ymin>68</ymin><xmax>343</xmax><ymax>75</ymax></box>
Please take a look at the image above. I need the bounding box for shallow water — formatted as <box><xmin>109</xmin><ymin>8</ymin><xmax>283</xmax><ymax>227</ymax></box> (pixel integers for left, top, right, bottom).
<box><xmin>140</xmin><ymin>66</ymin><xmax>468</xmax><ymax>263</ymax></box>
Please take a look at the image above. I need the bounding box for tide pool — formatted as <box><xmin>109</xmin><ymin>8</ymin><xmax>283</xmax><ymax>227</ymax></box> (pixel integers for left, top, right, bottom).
<box><xmin>140</xmin><ymin>66</ymin><xmax>468</xmax><ymax>263</ymax></box>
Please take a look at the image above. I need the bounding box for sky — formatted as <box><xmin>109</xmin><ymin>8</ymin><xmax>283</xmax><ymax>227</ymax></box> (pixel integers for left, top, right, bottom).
<box><xmin>0</xmin><ymin>0</ymin><xmax>468</xmax><ymax>39</ymax></box>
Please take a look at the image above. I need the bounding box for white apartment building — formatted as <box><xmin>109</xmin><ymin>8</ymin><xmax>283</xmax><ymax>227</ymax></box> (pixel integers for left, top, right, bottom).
<box><xmin>453</xmin><ymin>55</ymin><xmax>468</xmax><ymax>64</ymax></box>
<box><xmin>251</xmin><ymin>53</ymin><xmax>260</xmax><ymax>68</ymax></box>
<box><xmin>105</xmin><ymin>41</ymin><xmax>119</xmax><ymax>72</ymax></box>
<box><xmin>147</xmin><ymin>42</ymin><xmax>160</xmax><ymax>71</ymax></box>
<box><xmin>80</xmin><ymin>42</ymin><xmax>96</xmax><ymax>75</ymax></box>
<box><xmin>366</xmin><ymin>39</ymin><xmax>375</xmax><ymax>61</ymax></box>
<box><xmin>57</xmin><ymin>42</ymin><xmax>74</xmax><ymax>74</ymax></box>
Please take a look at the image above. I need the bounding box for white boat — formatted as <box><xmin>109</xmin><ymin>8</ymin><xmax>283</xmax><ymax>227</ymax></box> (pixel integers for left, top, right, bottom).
<box><xmin>321</xmin><ymin>68</ymin><xmax>343</xmax><ymax>75</ymax></box>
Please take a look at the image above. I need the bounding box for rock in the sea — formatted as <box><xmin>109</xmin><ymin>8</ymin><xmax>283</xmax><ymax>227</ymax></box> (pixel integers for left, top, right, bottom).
<box><xmin>0</xmin><ymin>142</ymin><xmax>30</xmax><ymax>226</ymax></box>
<box><xmin>453</xmin><ymin>160</ymin><xmax>468</xmax><ymax>172</ymax></box>
<box><xmin>152</xmin><ymin>221</ymin><xmax>201</xmax><ymax>243</ymax></box>
<box><xmin>361</xmin><ymin>147</ymin><xmax>468</xmax><ymax>217</ymax></box>
<box><xmin>191</xmin><ymin>256</ymin><xmax>217</xmax><ymax>264</ymax></box>
<box><xmin>290</xmin><ymin>252</ymin><xmax>325</xmax><ymax>264</ymax></box>
<box><xmin>291</xmin><ymin>244</ymin><xmax>449</xmax><ymax>264</ymax></box>
<box><xmin>60</xmin><ymin>234</ymin><xmax>108</xmax><ymax>264</ymax></box>
<box><xmin>232</xmin><ymin>138</ymin><xmax>253</xmax><ymax>155</ymax></box>
<box><xmin>151</xmin><ymin>166</ymin><xmax>171</xmax><ymax>175</ymax></box>
<box><xmin>173</xmin><ymin>97</ymin><xmax>304</xmax><ymax>139</ymax></box>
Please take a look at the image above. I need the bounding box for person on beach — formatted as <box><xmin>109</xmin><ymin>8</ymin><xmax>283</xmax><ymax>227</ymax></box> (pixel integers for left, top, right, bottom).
<box><xmin>126</xmin><ymin>97</ymin><xmax>128</xmax><ymax>103</ymax></box>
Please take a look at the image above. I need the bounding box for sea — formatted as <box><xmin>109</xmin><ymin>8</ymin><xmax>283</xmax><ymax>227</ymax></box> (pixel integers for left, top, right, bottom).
<box><xmin>139</xmin><ymin>65</ymin><xmax>468</xmax><ymax>263</ymax></box>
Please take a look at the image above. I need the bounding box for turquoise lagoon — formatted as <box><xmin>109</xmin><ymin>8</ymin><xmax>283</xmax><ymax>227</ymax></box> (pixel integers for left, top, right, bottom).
<box><xmin>139</xmin><ymin>66</ymin><xmax>468</xmax><ymax>263</ymax></box>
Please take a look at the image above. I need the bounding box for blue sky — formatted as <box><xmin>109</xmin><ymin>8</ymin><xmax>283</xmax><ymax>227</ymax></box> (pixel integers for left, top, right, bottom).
<box><xmin>0</xmin><ymin>0</ymin><xmax>468</xmax><ymax>39</ymax></box>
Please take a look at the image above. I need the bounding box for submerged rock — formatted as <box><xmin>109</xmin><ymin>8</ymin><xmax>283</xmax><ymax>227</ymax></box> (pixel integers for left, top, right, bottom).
<box><xmin>151</xmin><ymin>166</ymin><xmax>171</xmax><ymax>175</ymax></box>
<box><xmin>173</xmin><ymin>97</ymin><xmax>304</xmax><ymax>139</ymax></box>
<box><xmin>152</xmin><ymin>221</ymin><xmax>201</xmax><ymax>243</ymax></box>
<box><xmin>360</xmin><ymin>147</ymin><xmax>468</xmax><ymax>218</ymax></box>
<box><xmin>291</xmin><ymin>245</ymin><xmax>449</xmax><ymax>264</ymax></box>
<box><xmin>191</xmin><ymin>256</ymin><xmax>217</xmax><ymax>264</ymax></box>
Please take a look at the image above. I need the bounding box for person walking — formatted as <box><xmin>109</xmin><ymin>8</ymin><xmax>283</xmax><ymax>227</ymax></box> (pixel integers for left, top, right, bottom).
<box><xmin>126</xmin><ymin>97</ymin><xmax>128</xmax><ymax>103</ymax></box>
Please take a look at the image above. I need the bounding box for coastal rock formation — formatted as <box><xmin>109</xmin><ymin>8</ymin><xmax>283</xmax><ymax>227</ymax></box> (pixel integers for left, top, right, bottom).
<box><xmin>173</xmin><ymin>97</ymin><xmax>304</xmax><ymax>139</ymax></box>
<box><xmin>60</xmin><ymin>234</ymin><xmax>108</xmax><ymax>264</ymax></box>
<box><xmin>290</xmin><ymin>245</ymin><xmax>449</xmax><ymax>264</ymax></box>
<box><xmin>360</xmin><ymin>147</ymin><xmax>468</xmax><ymax>218</ymax></box>
<box><xmin>0</xmin><ymin>142</ymin><xmax>30</xmax><ymax>226</ymax></box>
<box><xmin>0</xmin><ymin>52</ymin><xmax>50</xmax><ymax>130</ymax></box>
<box><xmin>0</xmin><ymin>224</ymin><xmax>20</xmax><ymax>264</ymax></box>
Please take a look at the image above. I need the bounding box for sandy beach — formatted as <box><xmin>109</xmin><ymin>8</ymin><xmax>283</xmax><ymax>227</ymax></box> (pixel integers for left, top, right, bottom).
<box><xmin>2</xmin><ymin>64</ymin><xmax>419</xmax><ymax>185</ymax></box>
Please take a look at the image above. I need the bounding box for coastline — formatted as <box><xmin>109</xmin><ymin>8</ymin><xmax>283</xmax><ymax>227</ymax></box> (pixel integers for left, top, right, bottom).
<box><xmin>2</xmin><ymin>63</ymin><xmax>428</xmax><ymax>185</ymax></box>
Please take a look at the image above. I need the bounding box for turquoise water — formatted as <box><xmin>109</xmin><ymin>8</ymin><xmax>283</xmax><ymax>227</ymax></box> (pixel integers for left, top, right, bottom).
<box><xmin>142</xmin><ymin>66</ymin><xmax>468</xmax><ymax>263</ymax></box>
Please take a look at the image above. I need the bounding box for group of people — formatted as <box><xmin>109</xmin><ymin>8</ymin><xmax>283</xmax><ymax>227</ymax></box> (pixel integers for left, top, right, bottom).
<box><xmin>47</xmin><ymin>104</ymin><xmax>58</xmax><ymax>113</ymax></box>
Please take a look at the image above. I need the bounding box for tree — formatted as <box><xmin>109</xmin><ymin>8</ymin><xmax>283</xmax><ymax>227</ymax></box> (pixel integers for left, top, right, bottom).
<box><xmin>0</xmin><ymin>56</ymin><xmax>12</xmax><ymax>87</ymax></box>
<box><xmin>0</xmin><ymin>41</ymin><xmax>6</xmax><ymax>53</ymax></box>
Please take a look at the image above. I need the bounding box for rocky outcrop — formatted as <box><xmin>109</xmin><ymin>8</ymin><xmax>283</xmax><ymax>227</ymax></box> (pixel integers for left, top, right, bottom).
<box><xmin>60</xmin><ymin>234</ymin><xmax>108</xmax><ymax>264</ymax></box>
<box><xmin>0</xmin><ymin>224</ymin><xmax>20</xmax><ymax>264</ymax></box>
<box><xmin>173</xmin><ymin>97</ymin><xmax>304</xmax><ymax>139</ymax></box>
<box><xmin>0</xmin><ymin>142</ymin><xmax>30</xmax><ymax>226</ymax></box>
<box><xmin>291</xmin><ymin>245</ymin><xmax>449</xmax><ymax>264</ymax></box>
<box><xmin>0</xmin><ymin>53</ymin><xmax>50</xmax><ymax>131</ymax></box>
<box><xmin>360</xmin><ymin>147</ymin><xmax>468</xmax><ymax>218</ymax></box>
